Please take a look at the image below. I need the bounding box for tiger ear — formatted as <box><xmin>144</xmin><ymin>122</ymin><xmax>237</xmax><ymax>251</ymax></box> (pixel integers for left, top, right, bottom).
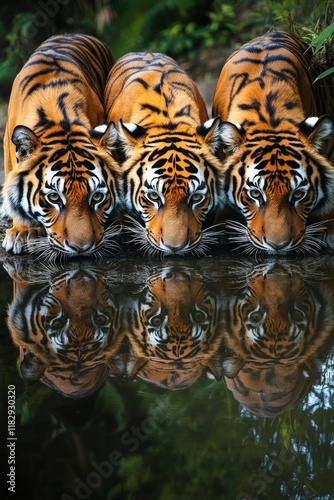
<box><xmin>20</xmin><ymin>350</ymin><xmax>46</xmax><ymax>382</ymax></box>
<box><xmin>95</xmin><ymin>121</ymin><xmax>118</xmax><ymax>151</ymax></box>
<box><xmin>12</xmin><ymin>125</ymin><xmax>39</xmax><ymax>162</ymax></box>
<box><xmin>128</xmin><ymin>357</ymin><xmax>149</xmax><ymax>378</ymax></box>
<box><xmin>197</xmin><ymin>117</ymin><xmax>223</xmax><ymax>152</ymax></box>
<box><xmin>218</xmin><ymin>121</ymin><xmax>245</xmax><ymax>154</ymax></box>
<box><xmin>299</xmin><ymin>115</ymin><xmax>333</xmax><ymax>153</ymax></box>
<box><xmin>118</xmin><ymin>119</ymin><xmax>146</xmax><ymax>155</ymax></box>
<box><xmin>221</xmin><ymin>356</ymin><xmax>245</xmax><ymax>378</ymax></box>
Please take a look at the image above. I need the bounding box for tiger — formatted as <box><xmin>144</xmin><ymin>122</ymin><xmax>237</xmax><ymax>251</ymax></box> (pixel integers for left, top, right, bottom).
<box><xmin>5</xmin><ymin>261</ymin><xmax>126</xmax><ymax>398</ymax></box>
<box><xmin>220</xmin><ymin>260</ymin><xmax>334</xmax><ymax>417</ymax></box>
<box><xmin>1</xmin><ymin>33</ymin><xmax>121</xmax><ymax>258</ymax></box>
<box><xmin>212</xmin><ymin>31</ymin><xmax>334</xmax><ymax>255</ymax></box>
<box><xmin>120</xmin><ymin>265</ymin><xmax>226</xmax><ymax>389</ymax></box>
<box><xmin>104</xmin><ymin>52</ymin><xmax>225</xmax><ymax>255</ymax></box>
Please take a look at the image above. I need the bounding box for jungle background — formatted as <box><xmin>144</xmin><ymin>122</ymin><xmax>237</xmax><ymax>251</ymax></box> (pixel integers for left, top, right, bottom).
<box><xmin>0</xmin><ymin>0</ymin><xmax>334</xmax><ymax>103</ymax></box>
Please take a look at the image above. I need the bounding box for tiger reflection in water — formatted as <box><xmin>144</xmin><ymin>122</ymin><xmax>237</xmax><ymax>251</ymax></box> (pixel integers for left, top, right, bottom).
<box><xmin>118</xmin><ymin>266</ymin><xmax>225</xmax><ymax>390</ymax></box>
<box><xmin>6</xmin><ymin>262</ymin><xmax>125</xmax><ymax>398</ymax></box>
<box><xmin>5</xmin><ymin>258</ymin><xmax>333</xmax><ymax>406</ymax></box>
<box><xmin>222</xmin><ymin>260</ymin><xmax>334</xmax><ymax>417</ymax></box>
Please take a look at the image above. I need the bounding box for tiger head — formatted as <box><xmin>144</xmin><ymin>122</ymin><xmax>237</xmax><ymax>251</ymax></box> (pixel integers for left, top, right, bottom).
<box><xmin>221</xmin><ymin>261</ymin><xmax>334</xmax><ymax>416</ymax></box>
<box><xmin>219</xmin><ymin>117</ymin><xmax>334</xmax><ymax>254</ymax></box>
<box><xmin>123</xmin><ymin>266</ymin><xmax>224</xmax><ymax>389</ymax></box>
<box><xmin>6</xmin><ymin>263</ymin><xmax>124</xmax><ymax>398</ymax></box>
<box><xmin>2</xmin><ymin>122</ymin><xmax>121</xmax><ymax>256</ymax></box>
<box><xmin>119</xmin><ymin>118</ymin><xmax>224</xmax><ymax>255</ymax></box>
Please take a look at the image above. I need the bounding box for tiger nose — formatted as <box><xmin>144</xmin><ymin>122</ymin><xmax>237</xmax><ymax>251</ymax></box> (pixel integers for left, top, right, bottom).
<box><xmin>161</xmin><ymin>239</ymin><xmax>187</xmax><ymax>253</ymax></box>
<box><xmin>264</xmin><ymin>237</ymin><xmax>290</xmax><ymax>250</ymax></box>
<box><xmin>66</xmin><ymin>240</ymin><xmax>95</xmax><ymax>253</ymax></box>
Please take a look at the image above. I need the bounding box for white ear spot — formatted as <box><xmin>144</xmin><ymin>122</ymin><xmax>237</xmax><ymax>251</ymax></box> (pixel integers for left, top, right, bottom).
<box><xmin>94</xmin><ymin>124</ymin><xmax>108</xmax><ymax>133</ymax></box>
<box><xmin>305</xmin><ymin>117</ymin><xmax>319</xmax><ymax>128</ymax></box>
<box><xmin>121</xmin><ymin>122</ymin><xmax>138</xmax><ymax>133</ymax></box>
<box><xmin>203</xmin><ymin>118</ymin><xmax>216</xmax><ymax>129</ymax></box>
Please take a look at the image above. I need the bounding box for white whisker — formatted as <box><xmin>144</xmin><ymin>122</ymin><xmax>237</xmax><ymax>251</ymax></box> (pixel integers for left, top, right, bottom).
<box><xmin>21</xmin><ymin>221</ymin><xmax>122</xmax><ymax>261</ymax></box>
<box><xmin>224</xmin><ymin>219</ymin><xmax>255</xmax><ymax>255</ymax></box>
<box><xmin>122</xmin><ymin>214</ymin><xmax>225</xmax><ymax>257</ymax></box>
<box><xmin>225</xmin><ymin>217</ymin><xmax>330</xmax><ymax>256</ymax></box>
<box><xmin>122</xmin><ymin>215</ymin><xmax>148</xmax><ymax>246</ymax></box>
<box><xmin>202</xmin><ymin>222</ymin><xmax>225</xmax><ymax>235</ymax></box>
<box><xmin>296</xmin><ymin>221</ymin><xmax>329</xmax><ymax>255</ymax></box>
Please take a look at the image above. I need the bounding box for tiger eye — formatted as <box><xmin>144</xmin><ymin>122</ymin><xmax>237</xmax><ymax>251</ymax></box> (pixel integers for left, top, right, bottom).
<box><xmin>191</xmin><ymin>193</ymin><xmax>203</xmax><ymax>203</ymax></box>
<box><xmin>293</xmin><ymin>190</ymin><xmax>304</xmax><ymax>200</ymax></box>
<box><xmin>92</xmin><ymin>192</ymin><xmax>104</xmax><ymax>203</ymax></box>
<box><xmin>249</xmin><ymin>189</ymin><xmax>262</xmax><ymax>199</ymax></box>
<box><xmin>147</xmin><ymin>192</ymin><xmax>160</xmax><ymax>202</ymax></box>
<box><xmin>47</xmin><ymin>192</ymin><xmax>61</xmax><ymax>203</ymax></box>
<box><xmin>249</xmin><ymin>311</ymin><xmax>262</xmax><ymax>322</ymax></box>
<box><xmin>50</xmin><ymin>316</ymin><xmax>67</xmax><ymax>329</ymax></box>
<box><xmin>193</xmin><ymin>310</ymin><xmax>206</xmax><ymax>322</ymax></box>
<box><xmin>149</xmin><ymin>314</ymin><xmax>164</xmax><ymax>327</ymax></box>
<box><xmin>95</xmin><ymin>314</ymin><xmax>109</xmax><ymax>326</ymax></box>
<box><xmin>290</xmin><ymin>309</ymin><xmax>304</xmax><ymax>321</ymax></box>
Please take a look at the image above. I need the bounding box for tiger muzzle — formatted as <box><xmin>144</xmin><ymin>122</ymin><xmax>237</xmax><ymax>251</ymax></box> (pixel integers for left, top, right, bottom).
<box><xmin>147</xmin><ymin>204</ymin><xmax>201</xmax><ymax>253</ymax></box>
<box><xmin>51</xmin><ymin>208</ymin><xmax>103</xmax><ymax>255</ymax></box>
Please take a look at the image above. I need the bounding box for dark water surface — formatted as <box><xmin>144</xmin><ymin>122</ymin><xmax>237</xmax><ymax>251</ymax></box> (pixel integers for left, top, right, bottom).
<box><xmin>0</xmin><ymin>254</ymin><xmax>333</xmax><ymax>500</ymax></box>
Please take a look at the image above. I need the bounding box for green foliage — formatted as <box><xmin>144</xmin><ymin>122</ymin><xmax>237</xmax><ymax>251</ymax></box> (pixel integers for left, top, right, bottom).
<box><xmin>0</xmin><ymin>0</ymin><xmax>334</xmax><ymax>94</ymax></box>
<box><xmin>144</xmin><ymin>1</ymin><xmax>239</xmax><ymax>58</ymax></box>
<box><xmin>257</xmin><ymin>1</ymin><xmax>334</xmax><ymax>84</ymax></box>
<box><xmin>306</xmin><ymin>21</ymin><xmax>334</xmax><ymax>81</ymax></box>
<box><xmin>132</xmin><ymin>0</ymin><xmax>234</xmax><ymax>58</ymax></box>
<box><xmin>100</xmin><ymin>0</ymin><xmax>159</xmax><ymax>58</ymax></box>
<box><xmin>263</xmin><ymin>0</ymin><xmax>322</xmax><ymax>33</ymax></box>
<box><xmin>0</xmin><ymin>13</ymin><xmax>35</xmax><ymax>96</ymax></box>
<box><xmin>305</xmin><ymin>19</ymin><xmax>334</xmax><ymax>48</ymax></box>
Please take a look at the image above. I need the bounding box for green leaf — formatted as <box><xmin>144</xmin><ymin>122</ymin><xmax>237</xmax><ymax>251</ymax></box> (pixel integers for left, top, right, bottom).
<box><xmin>314</xmin><ymin>66</ymin><xmax>334</xmax><ymax>81</ymax></box>
<box><xmin>308</xmin><ymin>23</ymin><xmax>334</xmax><ymax>51</ymax></box>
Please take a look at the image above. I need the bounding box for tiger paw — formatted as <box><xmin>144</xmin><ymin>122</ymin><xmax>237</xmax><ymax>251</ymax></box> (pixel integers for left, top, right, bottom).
<box><xmin>2</xmin><ymin>260</ymin><xmax>29</xmax><ymax>283</ymax></box>
<box><xmin>2</xmin><ymin>226</ymin><xmax>46</xmax><ymax>254</ymax></box>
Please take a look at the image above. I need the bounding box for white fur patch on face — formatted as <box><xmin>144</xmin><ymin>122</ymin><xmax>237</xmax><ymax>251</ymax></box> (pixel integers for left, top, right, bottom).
<box><xmin>144</xmin><ymin>168</ymin><xmax>165</xmax><ymax>196</ymax></box>
<box><xmin>247</xmin><ymin>161</ymin><xmax>310</xmax><ymax>192</ymax></box>
<box><xmin>289</xmin><ymin>164</ymin><xmax>307</xmax><ymax>190</ymax></box>
<box><xmin>246</xmin><ymin>163</ymin><xmax>266</xmax><ymax>190</ymax></box>
<box><xmin>44</xmin><ymin>170</ymin><xmax>66</xmax><ymax>203</ymax></box>
<box><xmin>44</xmin><ymin>164</ymin><xmax>105</xmax><ymax>206</ymax></box>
